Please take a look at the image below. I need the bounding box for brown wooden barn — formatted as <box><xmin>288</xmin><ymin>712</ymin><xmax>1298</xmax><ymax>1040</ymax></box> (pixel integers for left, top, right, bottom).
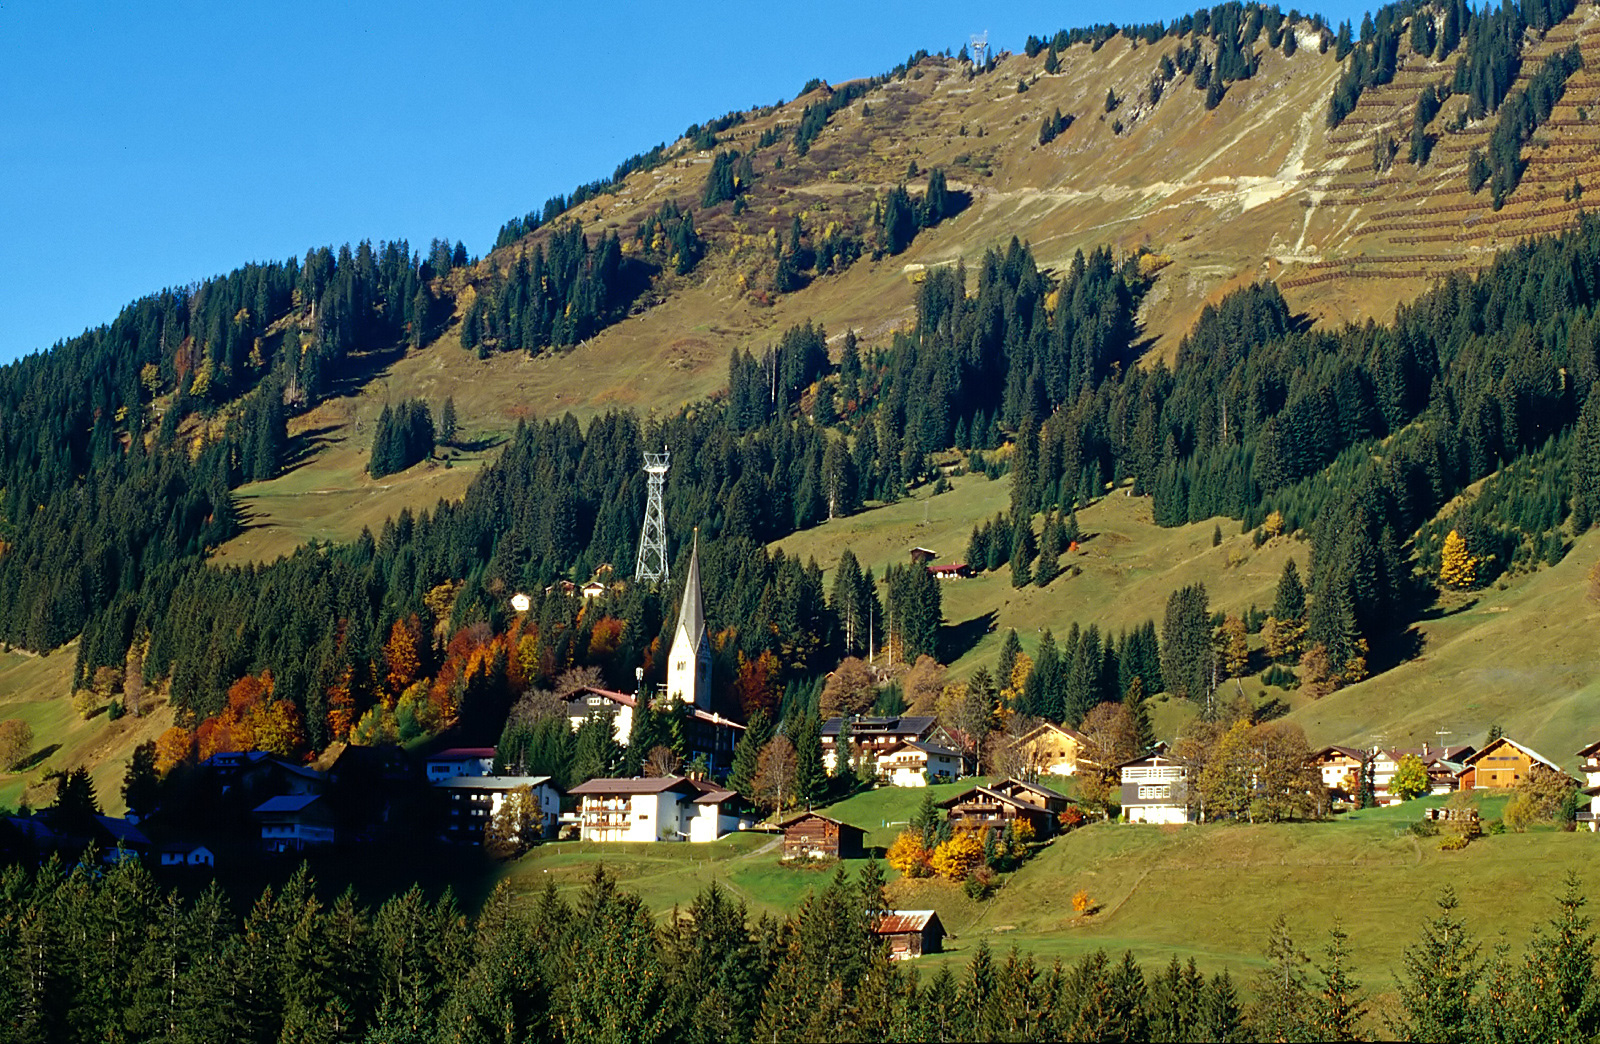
<box><xmin>779</xmin><ymin>811</ymin><xmax>866</xmax><ymax>860</ymax></box>
<box><xmin>872</xmin><ymin>910</ymin><xmax>945</xmax><ymax>959</ymax></box>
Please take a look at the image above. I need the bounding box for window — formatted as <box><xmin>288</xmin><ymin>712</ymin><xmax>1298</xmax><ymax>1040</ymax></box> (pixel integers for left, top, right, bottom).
<box><xmin>1138</xmin><ymin>784</ymin><xmax>1170</xmax><ymax>800</ymax></box>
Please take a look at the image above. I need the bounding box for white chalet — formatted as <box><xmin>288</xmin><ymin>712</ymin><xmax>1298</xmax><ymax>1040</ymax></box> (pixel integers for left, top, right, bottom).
<box><xmin>879</xmin><ymin>740</ymin><xmax>963</xmax><ymax>787</ymax></box>
<box><xmin>568</xmin><ymin>776</ymin><xmax>752</xmax><ymax>843</ymax></box>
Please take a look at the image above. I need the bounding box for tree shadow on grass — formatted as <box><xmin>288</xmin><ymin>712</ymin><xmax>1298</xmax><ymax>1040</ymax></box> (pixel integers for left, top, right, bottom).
<box><xmin>12</xmin><ymin>744</ymin><xmax>59</xmax><ymax>772</ymax></box>
<box><xmin>942</xmin><ymin>611</ymin><xmax>998</xmax><ymax>664</ymax></box>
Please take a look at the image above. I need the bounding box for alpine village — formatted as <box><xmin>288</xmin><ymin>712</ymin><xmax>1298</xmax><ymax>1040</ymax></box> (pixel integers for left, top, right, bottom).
<box><xmin>17</xmin><ymin>0</ymin><xmax>1600</xmax><ymax>1039</ymax></box>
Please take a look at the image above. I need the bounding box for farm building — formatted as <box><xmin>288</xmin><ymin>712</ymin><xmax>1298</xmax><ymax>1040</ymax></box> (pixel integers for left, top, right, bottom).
<box><xmin>1457</xmin><ymin>736</ymin><xmax>1573</xmax><ymax>790</ymax></box>
<box><xmin>779</xmin><ymin>811</ymin><xmax>866</xmax><ymax>860</ymax></box>
<box><xmin>872</xmin><ymin>910</ymin><xmax>945</xmax><ymax>959</ymax></box>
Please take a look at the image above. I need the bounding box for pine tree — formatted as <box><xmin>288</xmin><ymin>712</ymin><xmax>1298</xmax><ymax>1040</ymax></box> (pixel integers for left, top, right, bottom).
<box><xmin>792</xmin><ymin>714</ymin><xmax>826</xmax><ymax>807</ymax></box>
<box><xmin>729</xmin><ymin>710</ymin><xmax>771</xmax><ymax>795</ymax></box>
<box><xmin>1394</xmin><ymin>886</ymin><xmax>1482</xmax><ymax>1041</ymax></box>
<box><xmin>439</xmin><ymin>396</ymin><xmax>458</xmax><ymax>445</ymax></box>
<box><xmin>1310</xmin><ymin>920</ymin><xmax>1367</xmax><ymax>1041</ymax></box>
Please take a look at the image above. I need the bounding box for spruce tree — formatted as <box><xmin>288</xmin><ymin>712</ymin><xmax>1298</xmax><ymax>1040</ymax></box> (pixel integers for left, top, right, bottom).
<box><xmin>997</xmin><ymin>628</ymin><xmax>1022</xmax><ymax>692</ymax></box>
<box><xmin>792</xmin><ymin>714</ymin><xmax>826</xmax><ymax>807</ymax></box>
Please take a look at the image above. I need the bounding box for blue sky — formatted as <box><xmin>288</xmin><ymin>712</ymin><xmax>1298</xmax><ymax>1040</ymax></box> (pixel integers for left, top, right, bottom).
<box><xmin>0</xmin><ymin>0</ymin><xmax>1380</xmax><ymax>365</ymax></box>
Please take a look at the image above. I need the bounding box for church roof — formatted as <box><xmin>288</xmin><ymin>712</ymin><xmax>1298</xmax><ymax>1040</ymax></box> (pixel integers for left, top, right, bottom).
<box><xmin>676</xmin><ymin>530</ymin><xmax>705</xmax><ymax>648</ymax></box>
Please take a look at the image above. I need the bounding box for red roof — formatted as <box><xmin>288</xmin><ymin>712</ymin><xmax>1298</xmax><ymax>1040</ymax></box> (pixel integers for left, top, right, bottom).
<box><xmin>431</xmin><ymin>747</ymin><xmax>496</xmax><ymax>761</ymax></box>
<box><xmin>874</xmin><ymin>910</ymin><xmax>940</xmax><ymax>934</ymax></box>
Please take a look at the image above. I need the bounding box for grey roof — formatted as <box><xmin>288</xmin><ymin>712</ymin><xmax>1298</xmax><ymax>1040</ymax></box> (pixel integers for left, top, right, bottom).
<box><xmin>821</xmin><ymin>715</ymin><xmax>937</xmax><ymax>738</ymax></box>
<box><xmin>254</xmin><ymin>794</ymin><xmax>322</xmax><ymax>814</ymax></box>
<box><xmin>884</xmin><ymin>739</ymin><xmax>961</xmax><ymax>759</ymax></box>
<box><xmin>676</xmin><ymin>530</ymin><xmax>705</xmax><ymax>650</ymax></box>
<box><xmin>94</xmin><ymin>816</ymin><xmax>151</xmax><ymax>848</ymax></box>
<box><xmin>435</xmin><ymin>775</ymin><xmax>556</xmax><ymax>792</ymax></box>
<box><xmin>569</xmin><ymin>776</ymin><xmax>695</xmax><ymax>796</ymax></box>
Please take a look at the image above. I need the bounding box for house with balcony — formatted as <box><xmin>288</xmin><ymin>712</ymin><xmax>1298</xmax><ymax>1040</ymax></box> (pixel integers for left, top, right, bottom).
<box><xmin>1119</xmin><ymin>752</ymin><xmax>1192</xmax><ymax>825</ymax></box>
<box><xmin>937</xmin><ymin>782</ymin><xmax>1056</xmax><ymax>837</ymax></box>
<box><xmin>568</xmin><ymin>775</ymin><xmax>752</xmax><ymax>843</ymax></box>
<box><xmin>878</xmin><ymin>739</ymin><xmax>963</xmax><ymax>786</ymax></box>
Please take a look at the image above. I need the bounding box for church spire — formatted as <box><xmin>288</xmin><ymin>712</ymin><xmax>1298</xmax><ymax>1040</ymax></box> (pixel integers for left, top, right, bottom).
<box><xmin>667</xmin><ymin>528</ymin><xmax>711</xmax><ymax>709</ymax></box>
<box><xmin>677</xmin><ymin>528</ymin><xmax>704</xmax><ymax>647</ymax></box>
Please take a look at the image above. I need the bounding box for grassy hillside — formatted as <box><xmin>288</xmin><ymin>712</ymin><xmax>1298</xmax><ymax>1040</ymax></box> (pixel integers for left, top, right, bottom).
<box><xmin>770</xmin><ymin>471</ymin><xmax>1306</xmax><ymax>678</ymax></box>
<box><xmin>489</xmin><ymin>778</ymin><xmax>1585</xmax><ymax>1017</ymax></box>
<box><xmin>203</xmin><ymin>6</ymin><xmax>1600</xmax><ymax>564</ymax></box>
<box><xmin>0</xmin><ymin>645</ymin><xmax>172</xmax><ymax>815</ymax></box>
<box><xmin>1290</xmin><ymin>526</ymin><xmax>1600</xmax><ymax>766</ymax></box>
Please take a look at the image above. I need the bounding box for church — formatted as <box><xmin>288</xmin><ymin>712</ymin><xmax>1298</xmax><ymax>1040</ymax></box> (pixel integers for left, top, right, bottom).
<box><xmin>563</xmin><ymin>532</ymin><xmax>743</xmax><ymax>771</ymax></box>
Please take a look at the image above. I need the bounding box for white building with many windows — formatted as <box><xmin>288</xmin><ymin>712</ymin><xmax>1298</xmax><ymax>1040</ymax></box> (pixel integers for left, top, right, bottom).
<box><xmin>1119</xmin><ymin>752</ymin><xmax>1193</xmax><ymax>825</ymax></box>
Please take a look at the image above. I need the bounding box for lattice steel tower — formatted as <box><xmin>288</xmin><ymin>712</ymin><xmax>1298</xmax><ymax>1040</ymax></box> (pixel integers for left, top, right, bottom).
<box><xmin>634</xmin><ymin>448</ymin><xmax>671</xmax><ymax>582</ymax></box>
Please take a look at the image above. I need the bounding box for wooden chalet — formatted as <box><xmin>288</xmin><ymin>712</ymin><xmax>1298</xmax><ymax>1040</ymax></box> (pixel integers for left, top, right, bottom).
<box><xmin>1310</xmin><ymin>746</ymin><xmax>1368</xmax><ymax>802</ymax></box>
<box><xmin>985</xmin><ymin>777</ymin><xmax>1071</xmax><ymax>816</ymax></box>
<box><xmin>872</xmin><ymin>910</ymin><xmax>945</xmax><ymax>959</ymax></box>
<box><xmin>1457</xmin><ymin>736</ymin><xmax>1573</xmax><ymax>790</ymax></box>
<box><xmin>908</xmin><ymin>547</ymin><xmax>939</xmax><ymax>565</ymax></box>
<box><xmin>1010</xmin><ymin>722</ymin><xmax>1091</xmax><ymax>777</ymax></box>
<box><xmin>928</xmin><ymin>563</ymin><xmax>971</xmax><ymax>580</ymax></box>
<box><xmin>937</xmin><ymin>783</ymin><xmax>1056</xmax><ymax>837</ymax></box>
<box><xmin>779</xmin><ymin>811</ymin><xmax>866</xmax><ymax>861</ymax></box>
<box><xmin>1577</xmin><ymin>739</ymin><xmax>1600</xmax><ymax>789</ymax></box>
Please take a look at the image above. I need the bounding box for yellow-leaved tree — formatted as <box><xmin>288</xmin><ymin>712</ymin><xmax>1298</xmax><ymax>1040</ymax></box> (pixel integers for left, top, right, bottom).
<box><xmin>929</xmin><ymin>831</ymin><xmax>985</xmax><ymax>881</ymax></box>
<box><xmin>1439</xmin><ymin>529</ymin><xmax>1478</xmax><ymax>589</ymax></box>
<box><xmin>886</xmin><ymin>829</ymin><xmax>929</xmax><ymax>878</ymax></box>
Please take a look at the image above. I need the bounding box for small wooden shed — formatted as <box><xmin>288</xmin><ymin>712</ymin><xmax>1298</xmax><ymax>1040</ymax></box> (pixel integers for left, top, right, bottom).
<box><xmin>779</xmin><ymin>811</ymin><xmax>866</xmax><ymax>860</ymax></box>
<box><xmin>873</xmin><ymin>910</ymin><xmax>946</xmax><ymax>959</ymax></box>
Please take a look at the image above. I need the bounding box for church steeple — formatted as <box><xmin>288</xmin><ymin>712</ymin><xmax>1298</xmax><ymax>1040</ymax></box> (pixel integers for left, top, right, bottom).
<box><xmin>676</xmin><ymin>530</ymin><xmax>704</xmax><ymax>651</ymax></box>
<box><xmin>667</xmin><ymin>530</ymin><xmax>712</xmax><ymax>709</ymax></box>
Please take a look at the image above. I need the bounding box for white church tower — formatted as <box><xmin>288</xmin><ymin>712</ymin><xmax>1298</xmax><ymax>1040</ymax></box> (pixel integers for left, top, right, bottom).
<box><xmin>666</xmin><ymin>530</ymin><xmax>712</xmax><ymax>709</ymax></box>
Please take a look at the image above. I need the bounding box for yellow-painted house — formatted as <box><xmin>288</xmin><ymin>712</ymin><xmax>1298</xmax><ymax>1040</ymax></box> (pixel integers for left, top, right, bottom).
<box><xmin>1010</xmin><ymin>722</ymin><xmax>1091</xmax><ymax>777</ymax></box>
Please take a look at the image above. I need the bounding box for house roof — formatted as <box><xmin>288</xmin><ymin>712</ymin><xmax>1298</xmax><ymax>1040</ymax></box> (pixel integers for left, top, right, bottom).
<box><xmin>1461</xmin><ymin>736</ymin><xmax>1566</xmax><ymax>774</ymax></box>
<box><xmin>568</xmin><ymin>776</ymin><xmax>697</xmax><ymax>796</ymax></box>
<box><xmin>821</xmin><ymin>715</ymin><xmax>937</xmax><ymax>738</ymax></box>
<box><xmin>429</xmin><ymin>747</ymin><xmax>497</xmax><ymax>762</ymax></box>
<box><xmin>936</xmin><ymin>785</ymin><xmax>1044</xmax><ymax>811</ymax></box>
<box><xmin>568</xmin><ymin>686</ymin><xmax>638</xmax><ymax>709</ymax></box>
<box><xmin>929</xmin><ymin>563</ymin><xmax>969</xmax><ymax>573</ymax></box>
<box><xmin>253</xmin><ymin>794</ymin><xmax>323</xmax><ymax>815</ymax></box>
<box><xmin>777</xmin><ymin>811</ymin><xmax>865</xmax><ymax>831</ymax></box>
<box><xmin>884</xmin><ymin>739</ymin><xmax>963</xmax><ymax>760</ymax></box>
<box><xmin>1578</xmin><ymin>739</ymin><xmax>1600</xmax><ymax>759</ymax></box>
<box><xmin>1115</xmin><ymin>751</ymin><xmax>1185</xmax><ymax>771</ymax></box>
<box><xmin>1311</xmin><ymin>745</ymin><xmax>1369</xmax><ymax>762</ymax></box>
<box><xmin>992</xmin><ymin>777</ymin><xmax>1070</xmax><ymax>802</ymax></box>
<box><xmin>95</xmin><ymin>816</ymin><xmax>151</xmax><ymax>848</ymax></box>
<box><xmin>1011</xmin><ymin>722</ymin><xmax>1089</xmax><ymax>747</ymax></box>
<box><xmin>157</xmin><ymin>841</ymin><xmax>212</xmax><ymax>855</ymax></box>
<box><xmin>873</xmin><ymin>910</ymin><xmax>941</xmax><ymax>934</ymax></box>
<box><xmin>434</xmin><ymin>775</ymin><xmax>556</xmax><ymax>792</ymax></box>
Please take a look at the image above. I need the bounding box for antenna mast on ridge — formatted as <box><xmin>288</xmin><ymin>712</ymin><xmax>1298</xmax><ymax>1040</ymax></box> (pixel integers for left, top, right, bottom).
<box><xmin>635</xmin><ymin>448</ymin><xmax>670</xmax><ymax>582</ymax></box>
<box><xmin>970</xmin><ymin>32</ymin><xmax>989</xmax><ymax>70</ymax></box>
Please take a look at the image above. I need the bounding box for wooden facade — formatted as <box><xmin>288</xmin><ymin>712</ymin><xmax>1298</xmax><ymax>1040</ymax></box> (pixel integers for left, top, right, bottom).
<box><xmin>779</xmin><ymin>812</ymin><xmax>866</xmax><ymax>860</ymax></box>
<box><xmin>937</xmin><ymin>785</ymin><xmax>1055</xmax><ymax>837</ymax></box>
<box><xmin>1457</xmin><ymin>736</ymin><xmax>1567</xmax><ymax>790</ymax></box>
<box><xmin>873</xmin><ymin>910</ymin><xmax>945</xmax><ymax>959</ymax></box>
